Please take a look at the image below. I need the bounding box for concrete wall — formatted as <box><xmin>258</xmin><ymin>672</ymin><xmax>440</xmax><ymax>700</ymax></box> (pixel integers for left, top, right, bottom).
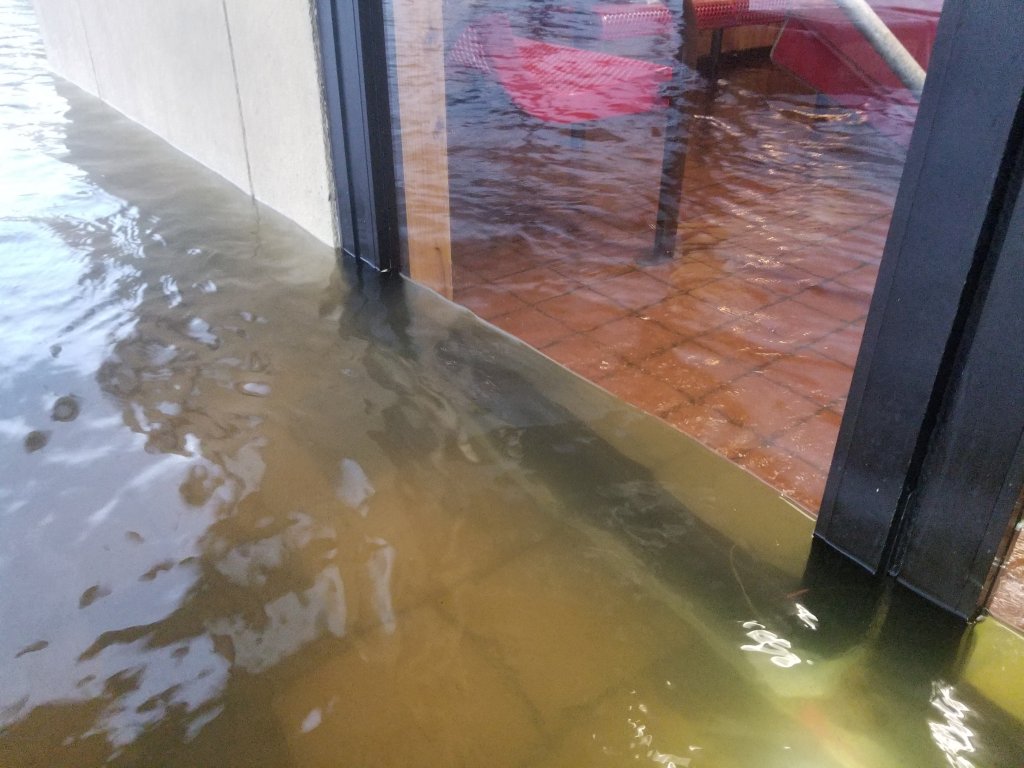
<box><xmin>31</xmin><ymin>0</ymin><xmax>338</xmax><ymax>247</ymax></box>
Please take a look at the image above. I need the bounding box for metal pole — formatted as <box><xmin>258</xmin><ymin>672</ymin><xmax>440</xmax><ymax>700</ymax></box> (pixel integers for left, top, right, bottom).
<box><xmin>833</xmin><ymin>0</ymin><xmax>927</xmax><ymax>97</ymax></box>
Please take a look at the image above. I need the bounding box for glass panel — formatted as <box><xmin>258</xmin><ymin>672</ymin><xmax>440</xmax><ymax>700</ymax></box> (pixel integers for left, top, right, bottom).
<box><xmin>384</xmin><ymin>0</ymin><xmax>945</xmax><ymax>512</ymax></box>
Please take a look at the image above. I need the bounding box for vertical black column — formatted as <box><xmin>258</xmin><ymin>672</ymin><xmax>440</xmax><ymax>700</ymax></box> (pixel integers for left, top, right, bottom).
<box><xmin>816</xmin><ymin>0</ymin><xmax>1024</xmax><ymax>616</ymax></box>
<box><xmin>314</xmin><ymin>0</ymin><xmax>400</xmax><ymax>272</ymax></box>
<box><xmin>895</xmin><ymin>131</ymin><xmax>1024</xmax><ymax>617</ymax></box>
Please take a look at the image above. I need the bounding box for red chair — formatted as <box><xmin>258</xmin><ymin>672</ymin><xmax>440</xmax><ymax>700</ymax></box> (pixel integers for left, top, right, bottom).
<box><xmin>688</xmin><ymin>1</ymin><xmax>794</xmax><ymax>80</ymax></box>
<box><xmin>450</xmin><ymin>13</ymin><xmax>672</xmax><ymax>126</ymax></box>
<box><xmin>690</xmin><ymin>0</ymin><xmax>792</xmax><ymax>30</ymax></box>
<box><xmin>771</xmin><ymin>0</ymin><xmax>941</xmax><ymax>143</ymax></box>
<box><xmin>591</xmin><ymin>3</ymin><xmax>673</xmax><ymax>40</ymax></box>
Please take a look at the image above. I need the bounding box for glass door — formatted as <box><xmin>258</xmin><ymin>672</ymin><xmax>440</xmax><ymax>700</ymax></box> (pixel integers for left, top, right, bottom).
<box><xmin>383</xmin><ymin>0</ymin><xmax>945</xmax><ymax>515</ymax></box>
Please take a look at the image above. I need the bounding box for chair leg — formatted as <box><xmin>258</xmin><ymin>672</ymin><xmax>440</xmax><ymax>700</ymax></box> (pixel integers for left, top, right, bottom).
<box><xmin>570</xmin><ymin>124</ymin><xmax>586</xmax><ymax>149</ymax></box>
<box><xmin>707</xmin><ymin>28</ymin><xmax>723</xmax><ymax>90</ymax></box>
<box><xmin>652</xmin><ymin>70</ymin><xmax>695</xmax><ymax>261</ymax></box>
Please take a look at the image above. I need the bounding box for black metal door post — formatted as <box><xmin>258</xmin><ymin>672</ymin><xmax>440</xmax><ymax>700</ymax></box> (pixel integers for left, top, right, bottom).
<box><xmin>894</xmin><ymin>130</ymin><xmax>1024</xmax><ymax>617</ymax></box>
<box><xmin>314</xmin><ymin>0</ymin><xmax>400</xmax><ymax>271</ymax></box>
<box><xmin>816</xmin><ymin>0</ymin><xmax>1024</xmax><ymax>616</ymax></box>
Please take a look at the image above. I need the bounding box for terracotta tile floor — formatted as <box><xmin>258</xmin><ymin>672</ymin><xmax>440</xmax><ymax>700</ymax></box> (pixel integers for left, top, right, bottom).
<box><xmin>444</xmin><ymin>57</ymin><xmax>1024</xmax><ymax>628</ymax></box>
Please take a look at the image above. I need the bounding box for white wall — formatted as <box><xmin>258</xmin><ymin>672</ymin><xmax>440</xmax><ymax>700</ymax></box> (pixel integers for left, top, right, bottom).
<box><xmin>32</xmin><ymin>0</ymin><xmax>338</xmax><ymax>248</ymax></box>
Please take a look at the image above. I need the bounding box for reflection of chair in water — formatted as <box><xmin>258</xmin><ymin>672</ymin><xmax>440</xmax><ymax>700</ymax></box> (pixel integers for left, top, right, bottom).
<box><xmin>449</xmin><ymin>13</ymin><xmax>672</xmax><ymax>130</ymax></box>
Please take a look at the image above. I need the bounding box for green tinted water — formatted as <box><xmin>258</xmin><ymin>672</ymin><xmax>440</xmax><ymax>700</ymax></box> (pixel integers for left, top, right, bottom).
<box><xmin>1</xmin><ymin>3</ymin><xmax>1022</xmax><ymax>767</ymax></box>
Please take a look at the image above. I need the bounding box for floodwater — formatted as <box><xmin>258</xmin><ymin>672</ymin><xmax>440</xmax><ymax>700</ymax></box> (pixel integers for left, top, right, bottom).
<box><xmin>2</xmin><ymin>2</ymin><xmax>1023</xmax><ymax>767</ymax></box>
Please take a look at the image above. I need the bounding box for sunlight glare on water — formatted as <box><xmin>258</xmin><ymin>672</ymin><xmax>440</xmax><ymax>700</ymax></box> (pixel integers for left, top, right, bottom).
<box><xmin>1</xmin><ymin>2</ymin><xmax>1022</xmax><ymax>767</ymax></box>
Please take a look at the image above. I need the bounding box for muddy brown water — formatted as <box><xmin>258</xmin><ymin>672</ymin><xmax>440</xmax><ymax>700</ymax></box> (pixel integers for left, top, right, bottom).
<box><xmin>1</xmin><ymin>2</ymin><xmax>1022</xmax><ymax>766</ymax></box>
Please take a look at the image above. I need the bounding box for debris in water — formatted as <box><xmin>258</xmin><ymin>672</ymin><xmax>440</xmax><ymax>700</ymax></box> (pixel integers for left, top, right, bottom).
<box><xmin>15</xmin><ymin>640</ymin><xmax>48</xmax><ymax>658</ymax></box>
<box><xmin>51</xmin><ymin>395</ymin><xmax>80</xmax><ymax>422</ymax></box>
<box><xmin>23</xmin><ymin>430</ymin><xmax>50</xmax><ymax>452</ymax></box>
<box><xmin>79</xmin><ymin>584</ymin><xmax>112</xmax><ymax>608</ymax></box>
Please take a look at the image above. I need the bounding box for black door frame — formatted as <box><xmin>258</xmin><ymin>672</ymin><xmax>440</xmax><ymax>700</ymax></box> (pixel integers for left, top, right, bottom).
<box><xmin>895</xmin><ymin>154</ymin><xmax>1024</xmax><ymax>617</ymax></box>
<box><xmin>314</xmin><ymin>0</ymin><xmax>400</xmax><ymax>272</ymax></box>
<box><xmin>815</xmin><ymin>0</ymin><xmax>1024</xmax><ymax>618</ymax></box>
<box><xmin>316</xmin><ymin>0</ymin><xmax>1024</xmax><ymax>618</ymax></box>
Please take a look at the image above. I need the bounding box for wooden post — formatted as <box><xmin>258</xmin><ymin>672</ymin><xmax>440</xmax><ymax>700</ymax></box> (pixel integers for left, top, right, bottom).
<box><xmin>391</xmin><ymin>0</ymin><xmax>454</xmax><ymax>298</ymax></box>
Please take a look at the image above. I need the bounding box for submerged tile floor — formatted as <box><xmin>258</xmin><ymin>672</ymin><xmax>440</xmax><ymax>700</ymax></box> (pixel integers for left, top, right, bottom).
<box><xmin>450</xmin><ymin>64</ymin><xmax>885</xmax><ymax>513</ymax></box>
<box><xmin>446</xmin><ymin>58</ymin><xmax>1024</xmax><ymax>627</ymax></box>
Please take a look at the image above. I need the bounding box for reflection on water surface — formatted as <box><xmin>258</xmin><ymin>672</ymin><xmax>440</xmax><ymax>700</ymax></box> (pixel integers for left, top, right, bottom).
<box><xmin>1</xmin><ymin>2</ymin><xmax>1022</xmax><ymax>766</ymax></box>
